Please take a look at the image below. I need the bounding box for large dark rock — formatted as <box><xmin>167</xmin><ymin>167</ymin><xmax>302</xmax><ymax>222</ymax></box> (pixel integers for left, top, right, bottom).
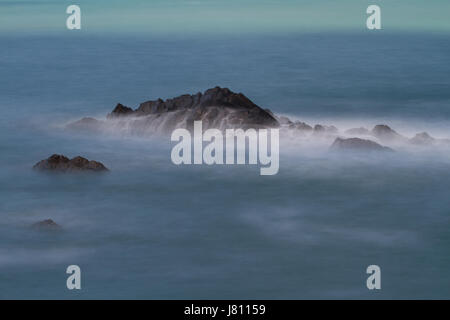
<box><xmin>31</xmin><ymin>219</ymin><xmax>62</xmax><ymax>231</ymax></box>
<box><xmin>33</xmin><ymin>154</ymin><xmax>109</xmax><ymax>172</ymax></box>
<box><xmin>330</xmin><ymin>137</ymin><xmax>393</xmax><ymax>152</ymax></box>
<box><xmin>106</xmin><ymin>86</ymin><xmax>279</xmax><ymax>130</ymax></box>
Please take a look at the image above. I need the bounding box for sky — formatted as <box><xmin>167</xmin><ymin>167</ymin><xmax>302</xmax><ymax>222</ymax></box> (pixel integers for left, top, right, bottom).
<box><xmin>0</xmin><ymin>0</ymin><xmax>450</xmax><ymax>35</ymax></box>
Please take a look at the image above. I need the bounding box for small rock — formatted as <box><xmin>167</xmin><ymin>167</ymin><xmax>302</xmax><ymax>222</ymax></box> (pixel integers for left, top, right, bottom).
<box><xmin>66</xmin><ymin>117</ymin><xmax>104</xmax><ymax>132</ymax></box>
<box><xmin>31</xmin><ymin>219</ymin><xmax>62</xmax><ymax>231</ymax></box>
<box><xmin>33</xmin><ymin>154</ymin><xmax>109</xmax><ymax>172</ymax></box>
<box><xmin>371</xmin><ymin>124</ymin><xmax>402</xmax><ymax>141</ymax></box>
<box><xmin>410</xmin><ymin>132</ymin><xmax>435</xmax><ymax>145</ymax></box>
<box><xmin>330</xmin><ymin>137</ymin><xmax>393</xmax><ymax>152</ymax></box>
<box><xmin>108</xmin><ymin>103</ymin><xmax>134</xmax><ymax>118</ymax></box>
<box><xmin>314</xmin><ymin>124</ymin><xmax>338</xmax><ymax>135</ymax></box>
<box><xmin>314</xmin><ymin>124</ymin><xmax>325</xmax><ymax>131</ymax></box>
<box><xmin>345</xmin><ymin>127</ymin><xmax>370</xmax><ymax>135</ymax></box>
<box><xmin>278</xmin><ymin>116</ymin><xmax>293</xmax><ymax>125</ymax></box>
<box><xmin>327</xmin><ymin>125</ymin><xmax>338</xmax><ymax>134</ymax></box>
<box><xmin>289</xmin><ymin>121</ymin><xmax>313</xmax><ymax>131</ymax></box>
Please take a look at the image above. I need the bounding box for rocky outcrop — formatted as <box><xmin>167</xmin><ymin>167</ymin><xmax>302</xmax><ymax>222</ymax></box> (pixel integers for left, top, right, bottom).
<box><xmin>330</xmin><ymin>137</ymin><xmax>393</xmax><ymax>152</ymax></box>
<box><xmin>65</xmin><ymin>88</ymin><xmax>450</xmax><ymax>148</ymax></box>
<box><xmin>31</xmin><ymin>219</ymin><xmax>62</xmax><ymax>231</ymax></box>
<box><xmin>105</xmin><ymin>87</ymin><xmax>279</xmax><ymax>132</ymax></box>
<box><xmin>33</xmin><ymin>154</ymin><xmax>109</xmax><ymax>172</ymax></box>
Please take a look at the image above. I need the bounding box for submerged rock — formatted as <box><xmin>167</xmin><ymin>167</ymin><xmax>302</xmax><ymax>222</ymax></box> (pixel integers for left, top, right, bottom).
<box><xmin>371</xmin><ymin>124</ymin><xmax>403</xmax><ymax>141</ymax></box>
<box><xmin>33</xmin><ymin>154</ymin><xmax>109</xmax><ymax>172</ymax></box>
<box><xmin>278</xmin><ymin>116</ymin><xmax>293</xmax><ymax>125</ymax></box>
<box><xmin>345</xmin><ymin>127</ymin><xmax>370</xmax><ymax>135</ymax></box>
<box><xmin>31</xmin><ymin>219</ymin><xmax>62</xmax><ymax>231</ymax></box>
<box><xmin>328</xmin><ymin>125</ymin><xmax>338</xmax><ymax>134</ymax></box>
<box><xmin>289</xmin><ymin>121</ymin><xmax>313</xmax><ymax>132</ymax></box>
<box><xmin>313</xmin><ymin>124</ymin><xmax>338</xmax><ymax>135</ymax></box>
<box><xmin>66</xmin><ymin>117</ymin><xmax>105</xmax><ymax>132</ymax></box>
<box><xmin>313</xmin><ymin>124</ymin><xmax>325</xmax><ymax>133</ymax></box>
<box><xmin>330</xmin><ymin>137</ymin><xmax>393</xmax><ymax>152</ymax></box>
<box><xmin>410</xmin><ymin>132</ymin><xmax>435</xmax><ymax>145</ymax></box>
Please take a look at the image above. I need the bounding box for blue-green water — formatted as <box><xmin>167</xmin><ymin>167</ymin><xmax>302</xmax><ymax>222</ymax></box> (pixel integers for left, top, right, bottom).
<box><xmin>1</xmin><ymin>33</ymin><xmax>450</xmax><ymax>299</ymax></box>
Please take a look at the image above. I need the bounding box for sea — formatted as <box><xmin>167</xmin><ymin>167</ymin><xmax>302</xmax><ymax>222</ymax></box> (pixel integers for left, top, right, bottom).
<box><xmin>0</xmin><ymin>32</ymin><xmax>449</xmax><ymax>299</ymax></box>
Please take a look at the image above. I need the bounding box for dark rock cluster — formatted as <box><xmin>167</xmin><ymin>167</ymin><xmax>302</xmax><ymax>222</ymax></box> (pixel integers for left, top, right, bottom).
<box><xmin>33</xmin><ymin>154</ymin><xmax>109</xmax><ymax>172</ymax></box>
<box><xmin>64</xmin><ymin>87</ymin><xmax>450</xmax><ymax>152</ymax></box>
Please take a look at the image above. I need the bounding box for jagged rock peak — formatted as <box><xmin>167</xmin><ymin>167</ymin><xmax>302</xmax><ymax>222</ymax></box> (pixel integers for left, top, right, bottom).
<box><xmin>111</xmin><ymin>103</ymin><xmax>133</xmax><ymax>116</ymax></box>
<box><xmin>110</xmin><ymin>87</ymin><xmax>275</xmax><ymax>116</ymax></box>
